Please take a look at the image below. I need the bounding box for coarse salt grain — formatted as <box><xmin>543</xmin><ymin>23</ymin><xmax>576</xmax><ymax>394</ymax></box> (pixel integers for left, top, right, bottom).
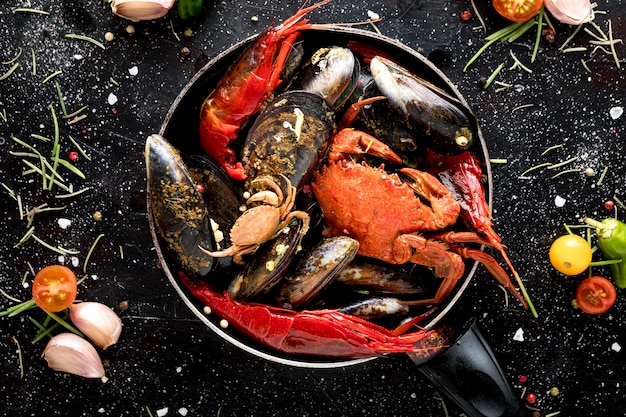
<box><xmin>513</xmin><ymin>328</ymin><xmax>524</xmax><ymax>342</ymax></box>
<box><xmin>128</xmin><ymin>66</ymin><xmax>139</xmax><ymax>76</ymax></box>
<box><xmin>156</xmin><ymin>407</ymin><xmax>168</xmax><ymax>417</ymax></box>
<box><xmin>107</xmin><ymin>93</ymin><xmax>118</xmax><ymax>105</ymax></box>
<box><xmin>554</xmin><ymin>195</ymin><xmax>566</xmax><ymax>207</ymax></box>
<box><xmin>367</xmin><ymin>10</ymin><xmax>380</xmax><ymax>20</ymax></box>
<box><xmin>612</xmin><ymin>342</ymin><xmax>621</xmax><ymax>352</ymax></box>
<box><xmin>178</xmin><ymin>408</ymin><xmax>188</xmax><ymax>416</ymax></box>
<box><xmin>610</xmin><ymin>106</ymin><xmax>623</xmax><ymax>120</ymax></box>
<box><xmin>58</xmin><ymin>218</ymin><xmax>72</xmax><ymax>229</ymax></box>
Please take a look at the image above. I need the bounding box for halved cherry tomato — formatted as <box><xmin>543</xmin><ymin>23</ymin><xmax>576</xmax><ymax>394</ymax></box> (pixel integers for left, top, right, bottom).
<box><xmin>493</xmin><ymin>0</ymin><xmax>544</xmax><ymax>23</ymax></box>
<box><xmin>32</xmin><ymin>265</ymin><xmax>78</xmax><ymax>312</ymax></box>
<box><xmin>549</xmin><ymin>234</ymin><xmax>592</xmax><ymax>275</ymax></box>
<box><xmin>575</xmin><ymin>276</ymin><xmax>617</xmax><ymax>314</ymax></box>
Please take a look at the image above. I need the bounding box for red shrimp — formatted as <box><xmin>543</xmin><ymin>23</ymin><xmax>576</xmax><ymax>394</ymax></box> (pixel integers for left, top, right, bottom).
<box><xmin>426</xmin><ymin>150</ymin><xmax>537</xmax><ymax>315</ymax></box>
<box><xmin>179</xmin><ymin>272</ymin><xmax>441</xmax><ymax>358</ymax></box>
<box><xmin>199</xmin><ymin>0</ymin><xmax>332</xmax><ymax>181</ymax></box>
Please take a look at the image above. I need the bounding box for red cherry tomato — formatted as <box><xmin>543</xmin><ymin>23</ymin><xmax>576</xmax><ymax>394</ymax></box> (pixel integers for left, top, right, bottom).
<box><xmin>575</xmin><ymin>276</ymin><xmax>617</xmax><ymax>314</ymax></box>
<box><xmin>492</xmin><ymin>0</ymin><xmax>543</xmax><ymax>22</ymax></box>
<box><xmin>32</xmin><ymin>265</ymin><xmax>78</xmax><ymax>312</ymax></box>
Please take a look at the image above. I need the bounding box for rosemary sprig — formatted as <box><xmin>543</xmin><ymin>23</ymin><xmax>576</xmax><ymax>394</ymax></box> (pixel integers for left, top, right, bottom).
<box><xmin>464</xmin><ymin>7</ymin><xmax>544</xmax><ymax>72</ymax></box>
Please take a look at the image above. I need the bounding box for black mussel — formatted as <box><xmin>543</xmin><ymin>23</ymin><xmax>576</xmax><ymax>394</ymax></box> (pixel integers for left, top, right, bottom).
<box><xmin>338</xmin><ymin>297</ymin><xmax>409</xmax><ymax>320</ymax></box>
<box><xmin>280</xmin><ymin>40</ymin><xmax>305</xmax><ymax>85</ymax></box>
<box><xmin>228</xmin><ymin>217</ymin><xmax>305</xmax><ymax>301</ymax></box>
<box><xmin>187</xmin><ymin>155</ymin><xmax>246</xmax><ymax>271</ymax></box>
<box><xmin>294</xmin><ymin>46</ymin><xmax>360</xmax><ymax>109</ymax></box>
<box><xmin>145</xmin><ymin>134</ymin><xmax>216</xmax><ymax>278</ymax></box>
<box><xmin>277</xmin><ymin>236</ymin><xmax>359</xmax><ymax>309</ymax></box>
<box><xmin>241</xmin><ymin>90</ymin><xmax>336</xmax><ymax>191</ymax></box>
<box><xmin>336</xmin><ymin>261</ymin><xmax>430</xmax><ymax>295</ymax></box>
<box><xmin>370</xmin><ymin>56</ymin><xmax>477</xmax><ymax>155</ymax></box>
<box><xmin>346</xmin><ymin>70</ymin><xmax>422</xmax><ymax>166</ymax></box>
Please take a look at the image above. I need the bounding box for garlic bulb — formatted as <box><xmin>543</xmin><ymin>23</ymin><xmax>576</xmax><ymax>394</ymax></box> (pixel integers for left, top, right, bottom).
<box><xmin>70</xmin><ymin>302</ymin><xmax>122</xmax><ymax>350</ymax></box>
<box><xmin>544</xmin><ymin>0</ymin><xmax>592</xmax><ymax>25</ymax></box>
<box><xmin>43</xmin><ymin>333</ymin><xmax>108</xmax><ymax>382</ymax></box>
<box><xmin>111</xmin><ymin>0</ymin><xmax>175</xmax><ymax>22</ymax></box>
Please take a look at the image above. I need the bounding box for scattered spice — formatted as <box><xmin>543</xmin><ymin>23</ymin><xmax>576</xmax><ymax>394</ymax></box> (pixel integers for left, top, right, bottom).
<box><xmin>83</xmin><ymin>233</ymin><xmax>105</xmax><ymax>274</ymax></box>
<box><xmin>10</xmin><ymin>336</ymin><xmax>24</xmax><ymax>378</ymax></box>
<box><xmin>0</xmin><ymin>62</ymin><xmax>19</xmax><ymax>81</ymax></box>
<box><xmin>12</xmin><ymin>7</ymin><xmax>50</xmax><ymax>15</ymax></box>
<box><xmin>64</xmin><ymin>33</ymin><xmax>106</xmax><ymax>50</ymax></box>
<box><xmin>460</xmin><ymin>10</ymin><xmax>472</xmax><ymax>21</ymax></box>
<box><xmin>525</xmin><ymin>392</ymin><xmax>537</xmax><ymax>404</ymax></box>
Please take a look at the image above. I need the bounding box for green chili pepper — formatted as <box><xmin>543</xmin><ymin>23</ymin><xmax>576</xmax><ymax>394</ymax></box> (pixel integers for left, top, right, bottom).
<box><xmin>177</xmin><ymin>0</ymin><xmax>203</xmax><ymax>20</ymax></box>
<box><xmin>584</xmin><ymin>217</ymin><xmax>626</xmax><ymax>288</ymax></box>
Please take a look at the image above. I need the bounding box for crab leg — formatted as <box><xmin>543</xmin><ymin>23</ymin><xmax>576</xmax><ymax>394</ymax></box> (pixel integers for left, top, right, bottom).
<box><xmin>328</xmin><ymin>128</ymin><xmax>402</xmax><ymax>164</ymax></box>
<box><xmin>449</xmin><ymin>245</ymin><xmax>528</xmax><ymax>308</ymax></box>
<box><xmin>394</xmin><ymin>234</ymin><xmax>466</xmax><ymax>304</ymax></box>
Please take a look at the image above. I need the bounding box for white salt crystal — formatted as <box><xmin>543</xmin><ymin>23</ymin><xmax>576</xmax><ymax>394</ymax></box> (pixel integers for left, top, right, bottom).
<box><xmin>58</xmin><ymin>218</ymin><xmax>71</xmax><ymax>229</ymax></box>
<box><xmin>554</xmin><ymin>195</ymin><xmax>566</xmax><ymax>207</ymax></box>
<box><xmin>609</xmin><ymin>106</ymin><xmax>623</xmax><ymax>120</ymax></box>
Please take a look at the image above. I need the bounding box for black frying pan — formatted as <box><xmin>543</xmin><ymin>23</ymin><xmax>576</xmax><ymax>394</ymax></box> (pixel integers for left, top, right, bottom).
<box><xmin>148</xmin><ymin>26</ymin><xmax>529</xmax><ymax>417</ymax></box>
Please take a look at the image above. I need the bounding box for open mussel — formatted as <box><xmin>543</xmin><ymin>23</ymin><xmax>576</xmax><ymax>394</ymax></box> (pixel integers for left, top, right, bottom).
<box><xmin>241</xmin><ymin>90</ymin><xmax>337</xmax><ymax>192</ymax></box>
<box><xmin>346</xmin><ymin>70</ymin><xmax>422</xmax><ymax>165</ymax></box>
<box><xmin>227</xmin><ymin>217</ymin><xmax>305</xmax><ymax>301</ymax></box>
<box><xmin>145</xmin><ymin>134</ymin><xmax>216</xmax><ymax>278</ymax></box>
<box><xmin>369</xmin><ymin>56</ymin><xmax>477</xmax><ymax>155</ymax></box>
<box><xmin>187</xmin><ymin>154</ymin><xmax>246</xmax><ymax>271</ymax></box>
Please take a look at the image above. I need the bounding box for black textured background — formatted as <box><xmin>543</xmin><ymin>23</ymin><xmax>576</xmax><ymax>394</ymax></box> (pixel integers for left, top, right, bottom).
<box><xmin>1</xmin><ymin>1</ymin><xmax>625</xmax><ymax>416</ymax></box>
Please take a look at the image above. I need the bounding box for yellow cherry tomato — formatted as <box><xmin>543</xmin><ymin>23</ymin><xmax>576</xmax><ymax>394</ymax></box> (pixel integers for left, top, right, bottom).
<box><xmin>549</xmin><ymin>234</ymin><xmax>592</xmax><ymax>275</ymax></box>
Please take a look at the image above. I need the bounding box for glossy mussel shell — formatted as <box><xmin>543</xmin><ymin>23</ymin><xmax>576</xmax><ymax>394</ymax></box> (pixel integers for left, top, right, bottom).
<box><xmin>227</xmin><ymin>218</ymin><xmax>305</xmax><ymax>301</ymax></box>
<box><xmin>277</xmin><ymin>236</ymin><xmax>360</xmax><ymax>309</ymax></box>
<box><xmin>241</xmin><ymin>90</ymin><xmax>337</xmax><ymax>191</ymax></box>
<box><xmin>293</xmin><ymin>46</ymin><xmax>360</xmax><ymax>109</ymax></box>
<box><xmin>370</xmin><ymin>56</ymin><xmax>477</xmax><ymax>155</ymax></box>
<box><xmin>145</xmin><ymin>134</ymin><xmax>216</xmax><ymax>278</ymax></box>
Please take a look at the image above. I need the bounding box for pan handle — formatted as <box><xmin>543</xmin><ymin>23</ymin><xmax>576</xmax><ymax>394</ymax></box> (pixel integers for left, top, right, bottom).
<box><xmin>410</xmin><ymin>319</ymin><xmax>529</xmax><ymax>417</ymax></box>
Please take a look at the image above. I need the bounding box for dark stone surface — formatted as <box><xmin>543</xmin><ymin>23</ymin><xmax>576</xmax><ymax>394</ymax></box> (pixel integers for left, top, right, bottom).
<box><xmin>1</xmin><ymin>1</ymin><xmax>625</xmax><ymax>416</ymax></box>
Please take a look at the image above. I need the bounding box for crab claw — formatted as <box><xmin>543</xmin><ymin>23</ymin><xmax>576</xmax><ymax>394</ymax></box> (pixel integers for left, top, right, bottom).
<box><xmin>329</xmin><ymin>128</ymin><xmax>403</xmax><ymax>165</ymax></box>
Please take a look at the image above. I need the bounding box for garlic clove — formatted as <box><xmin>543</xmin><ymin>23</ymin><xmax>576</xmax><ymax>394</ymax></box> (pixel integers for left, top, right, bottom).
<box><xmin>43</xmin><ymin>333</ymin><xmax>108</xmax><ymax>382</ymax></box>
<box><xmin>111</xmin><ymin>0</ymin><xmax>175</xmax><ymax>22</ymax></box>
<box><xmin>544</xmin><ymin>0</ymin><xmax>593</xmax><ymax>25</ymax></box>
<box><xmin>69</xmin><ymin>302</ymin><xmax>123</xmax><ymax>350</ymax></box>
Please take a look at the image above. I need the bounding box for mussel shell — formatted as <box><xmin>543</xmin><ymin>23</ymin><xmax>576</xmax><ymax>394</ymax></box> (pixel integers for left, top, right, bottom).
<box><xmin>294</xmin><ymin>46</ymin><xmax>360</xmax><ymax>109</ymax></box>
<box><xmin>241</xmin><ymin>90</ymin><xmax>337</xmax><ymax>191</ymax></box>
<box><xmin>145</xmin><ymin>134</ymin><xmax>216</xmax><ymax>278</ymax></box>
<box><xmin>187</xmin><ymin>154</ymin><xmax>245</xmax><ymax>271</ymax></box>
<box><xmin>370</xmin><ymin>56</ymin><xmax>477</xmax><ymax>155</ymax></box>
<box><xmin>277</xmin><ymin>236</ymin><xmax>359</xmax><ymax>309</ymax></box>
<box><xmin>347</xmin><ymin>70</ymin><xmax>422</xmax><ymax>166</ymax></box>
<box><xmin>338</xmin><ymin>297</ymin><xmax>409</xmax><ymax>320</ymax></box>
<box><xmin>336</xmin><ymin>260</ymin><xmax>430</xmax><ymax>295</ymax></box>
<box><xmin>228</xmin><ymin>218</ymin><xmax>305</xmax><ymax>301</ymax></box>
